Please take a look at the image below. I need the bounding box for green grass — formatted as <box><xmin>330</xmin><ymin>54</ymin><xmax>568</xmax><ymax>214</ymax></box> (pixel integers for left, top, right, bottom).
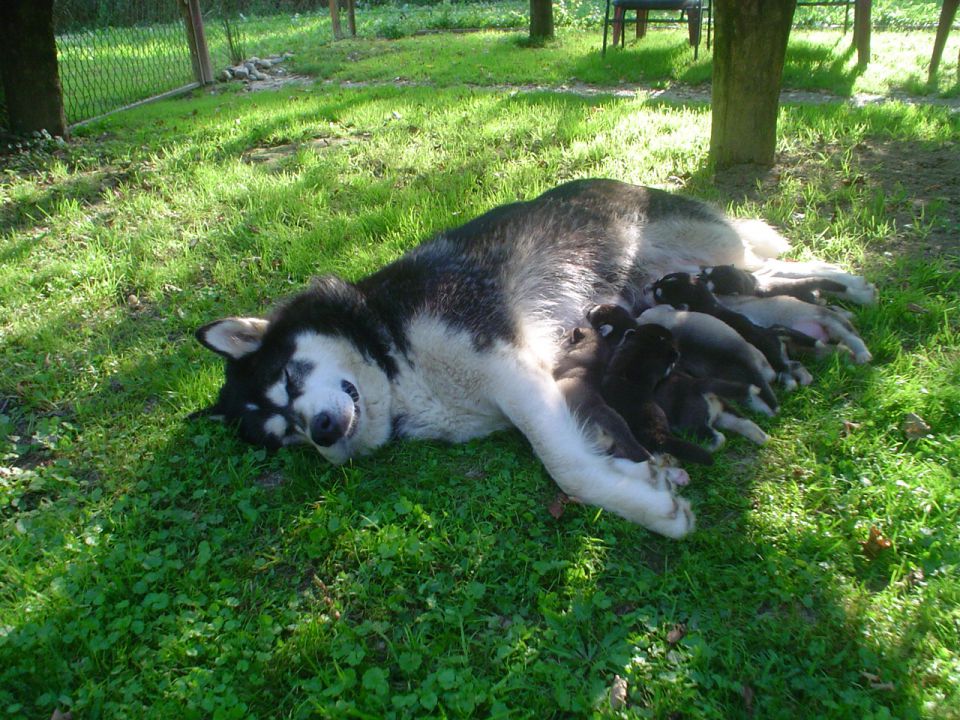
<box><xmin>53</xmin><ymin>0</ymin><xmax>960</xmax><ymax>125</ymax></box>
<box><xmin>4</xmin><ymin>16</ymin><xmax>960</xmax><ymax>720</ymax></box>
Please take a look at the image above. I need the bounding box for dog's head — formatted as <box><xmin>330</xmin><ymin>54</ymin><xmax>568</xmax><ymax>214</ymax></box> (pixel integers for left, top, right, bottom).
<box><xmin>698</xmin><ymin>265</ymin><xmax>758</xmax><ymax>295</ymax></box>
<box><xmin>193</xmin><ymin>276</ymin><xmax>396</xmax><ymax>463</ymax></box>
<box><xmin>607</xmin><ymin>323</ymin><xmax>679</xmax><ymax>382</ymax></box>
<box><xmin>585</xmin><ymin>303</ymin><xmax>637</xmax><ymax>346</ymax></box>
<box><xmin>650</xmin><ymin>272</ymin><xmax>712</xmax><ymax>311</ymax></box>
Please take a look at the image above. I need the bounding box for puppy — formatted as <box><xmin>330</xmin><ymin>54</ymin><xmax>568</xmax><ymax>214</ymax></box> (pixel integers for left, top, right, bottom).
<box><xmin>699</xmin><ymin>264</ymin><xmax>850</xmax><ymax>305</ymax></box>
<box><xmin>716</xmin><ymin>294</ymin><xmax>873</xmax><ymax>364</ymax></box>
<box><xmin>552</xmin><ymin>326</ymin><xmax>652</xmax><ymax>463</ymax></box>
<box><xmin>600</xmin><ymin>324</ymin><xmax>715</xmax><ymax>466</ymax></box>
<box><xmin>652</xmin><ymin>272</ymin><xmax>812</xmax><ymax>389</ymax></box>
<box><xmin>636</xmin><ymin>305</ymin><xmax>780</xmax><ymax>415</ymax></box>
<box><xmin>587</xmin><ymin>304</ymin><xmax>769</xmax><ymax>448</ymax></box>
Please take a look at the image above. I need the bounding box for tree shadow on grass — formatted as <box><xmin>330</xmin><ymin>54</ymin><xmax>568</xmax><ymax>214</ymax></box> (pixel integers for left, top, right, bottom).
<box><xmin>782</xmin><ymin>36</ymin><xmax>862</xmax><ymax>96</ymax></box>
<box><xmin>1</xmin><ymin>80</ymin><xmax>953</xmax><ymax>719</ymax></box>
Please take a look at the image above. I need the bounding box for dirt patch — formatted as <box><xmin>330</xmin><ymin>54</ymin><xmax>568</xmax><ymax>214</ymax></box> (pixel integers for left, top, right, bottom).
<box><xmin>713</xmin><ymin>138</ymin><xmax>960</xmax><ymax>267</ymax></box>
<box><xmin>851</xmin><ymin>139</ymin><xmax>960</xmax><ymax>262</ymax></box>
<box><xmin>244</xmin><ymin>73</ymin><xmax>313</xmax><ymax>93</ymax></box>
<box><xmin>242</xmin><ymin>136</ymin><xmax>356</xmax><ymax>171</ymax></box>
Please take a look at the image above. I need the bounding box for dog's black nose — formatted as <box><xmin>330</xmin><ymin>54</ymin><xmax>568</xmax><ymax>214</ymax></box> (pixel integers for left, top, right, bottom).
<box><xmin>310</xmin><ymin>412</ymin><xmax>343</xmax><ymax>446</ymax></box>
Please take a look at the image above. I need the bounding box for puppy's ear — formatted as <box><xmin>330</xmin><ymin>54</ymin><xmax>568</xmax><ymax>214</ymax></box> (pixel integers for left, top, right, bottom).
<box><xmin>196</xmin><ymin>317</ymin><xmax>269</xmax><ymax>359</ymax></box>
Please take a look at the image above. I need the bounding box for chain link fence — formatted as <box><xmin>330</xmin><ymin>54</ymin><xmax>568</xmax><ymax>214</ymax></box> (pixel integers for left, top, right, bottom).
<box><xmin>54</xmin><ymin>0</ymin><xmax>197</xmax><ymax>125</ymax></box>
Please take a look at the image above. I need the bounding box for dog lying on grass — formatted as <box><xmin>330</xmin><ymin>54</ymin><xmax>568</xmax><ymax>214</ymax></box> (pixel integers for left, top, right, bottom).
<box><xmin>194</xmin><ymin>178</ymin><xmax>874</xmax><ymax>538</ymax></box>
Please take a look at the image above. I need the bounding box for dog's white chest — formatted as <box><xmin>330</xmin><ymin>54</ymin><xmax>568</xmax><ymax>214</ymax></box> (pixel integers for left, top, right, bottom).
<box><xmin>390</xmin><ymin>319</ymin><xmax>510</xmax><ymax>441</ymax></box>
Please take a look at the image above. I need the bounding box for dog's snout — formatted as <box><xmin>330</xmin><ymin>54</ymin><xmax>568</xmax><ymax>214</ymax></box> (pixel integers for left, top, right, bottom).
<box><xmin>310</xmin><ymin>412</ymin><xmax>344</xmax><ymax>446</ymax></box>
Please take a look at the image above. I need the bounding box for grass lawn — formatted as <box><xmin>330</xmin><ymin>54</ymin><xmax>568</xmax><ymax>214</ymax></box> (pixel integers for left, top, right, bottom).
<box><xmin>54</xmin><ymin>0</ymin><xmax>960</xmax><ymax>125</ymax></box>
<box><xmin>3</xmin><ymin>8</ymin><xmax>960</xmax><ymax>720</ymax></box>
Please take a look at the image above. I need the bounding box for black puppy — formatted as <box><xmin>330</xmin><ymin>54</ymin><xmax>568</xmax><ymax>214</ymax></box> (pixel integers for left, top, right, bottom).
<box><xmin>652</xmin><ymin>272</ymin><xmax>812</xmax><ymax>389</ymax></box>
<box><xmin>600</xmin><ymin>324</ymin><xmax>715</xmax><ymax>466</ymax></box>
<box><xmin>553</xmin><ymin>325</ymin><xmax>652</xmax><ymax>463</ymax></box>
<box><xmin>588</xmin><ymin>304</ymin><xmax>769</xmax><ymax>448</ymax></box>
<box><xmin>699</xmin><ymin>265</ymin><xmax>847</xmax><ymax>305</ymax></box>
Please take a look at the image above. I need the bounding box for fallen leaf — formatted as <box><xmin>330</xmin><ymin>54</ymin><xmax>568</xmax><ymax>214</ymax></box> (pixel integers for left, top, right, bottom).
<box><xmin>860</xmin><ymin>526</ymin><xmax>892</xmax><ymax>558</ymax></box>
<box><xmin>871</xmin><ymin>681</ymin><xmax>896</xmax><ymax>691</ymax></box>
<box><xmin>903</xmin><ymin>567</ymin><xmax>925</xmax><ymax>589</ymax></box>
<box><xmin>547</xmin><ymin>492</ymin><xmax>570</xmax><ymax>519</ymax></box>
<box><xmin>906</xmin><ymin>302</ymin><xmax>928</xmax><ymax>314</ymax></box>
<box><xmin>51</xmin><ymin>711</ymin><xmax>72</xmax><ymax>720</ymax></box>
<box><xmin>842</xmin><ymin>420</ymin><xmax>861</xmax><ymax>436</ymax></box>
<box><xmin>666</xmin><ymin>623</ymin><xmax>686</xmax><ymax>646</ymax></box>
<box><xmin>609</xmin><ymin>674</ymin><xmax>628</xmax><ymax>710</ymax></box>
<box><xmin>901</xmin><ymin>413</ymin><xmax>931</xmax><ymax>439</ymax></box>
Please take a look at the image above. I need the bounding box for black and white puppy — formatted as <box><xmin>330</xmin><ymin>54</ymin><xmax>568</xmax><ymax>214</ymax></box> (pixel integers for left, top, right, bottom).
<box><xmin>600</xmin><ymin>324</ymin><xmax>715</xmax><ymax>466</ymax></box>
<box><xmin>587</xmin><ymin>304</ymin><xmax>769</xmax><ymax>448</ymax></box>
<box><xmin>636</xmin><ymin>305</ymin><xmax>780</xmax><ymax>415</ymax></box>
<box><xmin>699</xmin><ymin>264</ymin><xmax>851</xmax><ymax>305</ymax></box>
<box><xmin>651</xmin><ymin>272</ymin><xmax>812</xmax><ymax>389</ymax></box>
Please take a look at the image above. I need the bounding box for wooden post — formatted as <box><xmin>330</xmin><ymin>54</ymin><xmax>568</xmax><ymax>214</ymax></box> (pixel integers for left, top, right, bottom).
<box><xmin>710</xmin><ymin>0</ymin><xmax>798</xmax><ymax>169</ymax></box>
<box><xmin>853</xmin><ymin>0</ymin><xmax>871</xmax><ymax>67</ymax></box>
<box><xmin>928</xmin><ymin>0</ymin><xmax>959</xmax><ymax>83</ymax></box>
<box><xmin>180</xmin><ymin>0</ymin><xmax>213</xmax><ymax>83</ymax></box>
<box><xmin>347</xmin><ymin>0</ymin><xmax>356</xmax><ymax>37</ymax></box>
<box><xmin>0</xmin><ymin>0</ymin><xmax>67</xmax><ymax>137</ymax></box>
<box><xmin>329</xmin><ymin>0</ymin><xmax>343</xmax><ymax>40</ymax></box>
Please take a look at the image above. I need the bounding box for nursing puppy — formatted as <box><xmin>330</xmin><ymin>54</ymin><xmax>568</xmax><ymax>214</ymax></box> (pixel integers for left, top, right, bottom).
<box><xmin>699</xmin><ymin>264</ymin><xmax>849</xmax><ymax>305</ymax></box>
<box><xmin>600</xmin><ymin>324</ymin><xmax>715</xmax><ymax>466</ymax></box>
<box><xmin>552</xmin><ymin>326</ymin><xmax>652</xmax><ymax>463</ymax></box>
<box><xmin>588</xmin><ymin>304</ymin><xmax>769</xmax><ymax>448</ymax></box>
<box><xmin>651</xmin><ymin>272</ymin><xmax>812</xmax><ymax>388</ymax></box>
<box><xmin>637</xmin><ymin>305</ymin><xmax>780</xmax><ymax>415</ymax></box>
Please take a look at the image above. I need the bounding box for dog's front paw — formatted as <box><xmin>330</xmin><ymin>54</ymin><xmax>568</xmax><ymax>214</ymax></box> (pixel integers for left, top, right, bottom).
<box><xmin>646</xmin><ymin>496</ymin><xmax>696</xmax><ymax>539</ymax></box>
<box><xmin>608</xmin><ymin>458</ymin><xmax>696</xmax><ymax>538</ymax></box>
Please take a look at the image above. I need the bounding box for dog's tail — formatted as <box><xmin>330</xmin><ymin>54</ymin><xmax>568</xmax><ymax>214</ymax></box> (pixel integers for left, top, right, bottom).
<box><xmin>731</xmin><ymin>219</ymin><xmax>792</xmax><ymax>269</ymax></box>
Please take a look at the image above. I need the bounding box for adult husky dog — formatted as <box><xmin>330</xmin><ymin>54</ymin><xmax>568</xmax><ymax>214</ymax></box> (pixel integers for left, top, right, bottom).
<box><xmin>194</xmin><ymin>179</ymin><xmax>873</xmax><ymax>538</ymax></box>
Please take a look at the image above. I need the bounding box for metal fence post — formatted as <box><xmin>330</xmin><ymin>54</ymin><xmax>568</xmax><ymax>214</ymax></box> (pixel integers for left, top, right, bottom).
<box><xmin>180</xmin><ymin>0</ymin><xmax>214</xmax><ymax>84</ymax></box>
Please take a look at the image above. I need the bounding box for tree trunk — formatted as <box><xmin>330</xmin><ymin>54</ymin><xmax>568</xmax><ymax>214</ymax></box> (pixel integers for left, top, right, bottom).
<box><xmin>0</xmin><ymin>0</ymin><xmax>67</xmax><ymax>137</ymax></box>
<box><xmin>530</xmin><ymin>0</ymin><xmax>554</xmax><ymax>41</ymax></box>
<box><xmin>710</xmin><ymin>0</ymin><xmax>796</xmax><ymax>169</ymax></box>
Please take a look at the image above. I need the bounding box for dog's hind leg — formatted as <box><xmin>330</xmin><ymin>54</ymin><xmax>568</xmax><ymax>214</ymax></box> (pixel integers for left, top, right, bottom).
<box><xmin>755</xmin><ymin>260</ymin><xmax>877</xmax><ymax>305</ymax></box>
<box><xmin>488</xmin><ymin>349</ymin><xmax>695</xmax><ymax>538</ymax></box>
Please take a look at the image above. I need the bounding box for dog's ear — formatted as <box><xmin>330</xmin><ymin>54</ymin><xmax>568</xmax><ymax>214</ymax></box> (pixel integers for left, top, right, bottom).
<box><xmin>195</xmin><ymin>317</ymin><xmax>269</xmax><ymax>359</ymax></box>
